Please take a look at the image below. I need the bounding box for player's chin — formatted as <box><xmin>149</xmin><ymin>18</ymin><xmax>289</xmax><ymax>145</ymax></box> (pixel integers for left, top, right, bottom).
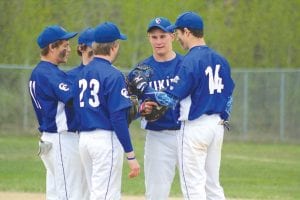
<box><xmin>156</xmin><ymin>48</ymin><xmax>167</xmax><ymax>56</ymax></box>
<box><xmin>62</xmin><ymin>57</ymin><xmax>69</xmax><ymax>63</ymax></box>
<box><xmin>179</xmin><ymin>42</ymin><xmax>188</xmax><ymax>50</ymax></box>
<box><xmin>59</xmin><ymin>57</ymin><xmax>69</xmax><ymax>64</ymax></box>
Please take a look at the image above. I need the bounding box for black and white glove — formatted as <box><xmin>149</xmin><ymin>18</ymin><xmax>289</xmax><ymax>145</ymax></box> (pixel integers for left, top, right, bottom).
<box><xmin>127</xmin><ymin>64</ymin><xmax>153</xmax><ymax>96</ymax></box>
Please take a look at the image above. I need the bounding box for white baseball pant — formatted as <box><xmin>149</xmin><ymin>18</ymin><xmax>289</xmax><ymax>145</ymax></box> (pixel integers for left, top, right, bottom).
<box><xmin>40</xmin><ymin>131</ymin><xmax>88</xmax><ymax>200</ymax></box>
<box><xmin>144</xmin><ymin>129</ymin><xmax>179</xmax><ymax>200</ymax></box>
<box><xmin>178</xmin><ymin>114</ymin><xmax>226</xmax><ymax>200</ymax></box>
<box><xmin>79</xmin><ymin>130</ymin><xmax>124</xmax><ymax>200</ymax></box>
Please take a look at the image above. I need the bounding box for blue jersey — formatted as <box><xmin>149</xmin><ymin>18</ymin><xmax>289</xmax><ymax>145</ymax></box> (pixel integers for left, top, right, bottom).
<box><xmin>28</xmin><ymin>61</ymin><xmax>75</xmax><ymax>133</ymax></box>
<box><xmin>166</xmin><ymin>45</ymin><xmax>235</xmax><ymax>121</ymax></box>
<box><xmin>66</xmin><ymin>64</ymin><xmax>84</xmax><ymax>83</ymax></box>
<box><xmin>64</xmin><ymin>63</ymin><xmax>85</xmax><ymax>131</ymax></box>
<box><xmin>73</xmin><ymin>57</ymin><xmax>132</xmax><ymax>131</ymax></box>
<box><xmin>130</xmin><ymin>53</ymin><xmax>183</xmax><ymax>131</ymax></box>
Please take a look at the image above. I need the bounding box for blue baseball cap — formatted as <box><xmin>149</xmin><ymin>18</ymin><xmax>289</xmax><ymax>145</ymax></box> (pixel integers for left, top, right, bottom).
<box><xmin>94</xmin><ymin>22</ymin><xmax>127</xmax><ymax>43</ymax></box>
<box><xmin>167</xmin><ymin>12</ymin><xmax>204</xmax><ymax>32</ymax></box>
<box><xmin>78</xmin><ymin>27</ymin><xmax>95</xmax><ymax>47</ymax></box>
<box><xmin>37</xmin><ymin>25</ymin><xmax>78</xmax><ymax>49</ymax></box>
<box><xmin>147</xmin><ymin>17</ymin><xmax>172</xmax><ymax>33</ymax></box>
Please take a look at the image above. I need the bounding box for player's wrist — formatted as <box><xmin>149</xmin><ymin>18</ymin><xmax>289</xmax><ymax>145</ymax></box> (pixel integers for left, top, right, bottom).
<box><xmin>126</xmin><ymin>156</ymin><xmax>136</xmax><ymax>160</ymax></box>
<box><xmin>126</xmin><ymin>151</ymin><xmax>136</xmax><ymax>160</ymax></box>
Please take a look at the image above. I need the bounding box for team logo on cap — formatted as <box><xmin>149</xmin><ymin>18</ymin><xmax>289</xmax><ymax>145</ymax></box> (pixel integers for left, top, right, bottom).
<box><xmin>155</xmin><ymin>18</ymin><xmax>161</xmax><ymax>24</ymax></box>
<box><xmin>59</xmin><ymin>83</ymin><xmax>70</xmax><ymax>91</ymax></box>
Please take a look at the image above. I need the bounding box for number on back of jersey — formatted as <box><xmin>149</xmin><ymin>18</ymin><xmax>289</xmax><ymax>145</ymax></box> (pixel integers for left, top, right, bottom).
<box><xmin>205</xmin><ymin>64</ymin><xmax>224</xmax><ymax>94</ymax></box>
<box><xmin>79</xmin><ymin>79</ymin><xmax>100</xmax><ymax>107</ymax></box>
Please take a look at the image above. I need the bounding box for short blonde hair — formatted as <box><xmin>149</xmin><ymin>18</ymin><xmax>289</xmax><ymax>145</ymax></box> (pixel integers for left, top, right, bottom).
<box><xmin>92</xmin><ymin>41</ymin><xmax>118</xmax><ymax>56</ymax></box>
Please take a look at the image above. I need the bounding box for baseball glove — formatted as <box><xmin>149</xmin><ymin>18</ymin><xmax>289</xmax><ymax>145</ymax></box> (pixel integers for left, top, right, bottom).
<box><xmin>127</xmin><ymin>95</ymin><xmax>139</xmax><ymax>125</ymax></box>
<box><xmin>139</xmin><ymin>99</ymin><xmax>168</xmax><ymax>122</ymax></box>
<box><xmin>126</xmin><ymin>64</ymin><xmax>153</xmax><ymax>96</ymax></box>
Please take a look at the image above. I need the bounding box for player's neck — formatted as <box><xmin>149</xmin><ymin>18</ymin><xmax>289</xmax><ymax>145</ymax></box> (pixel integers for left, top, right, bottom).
<box><xmin>82</xmin><ymin>55</ymin><xmax>93</xmax><ymax>65</ymax></box>
<box><xmin>94</xmin><ymin>55</ymin><xmax>113</xmax><ymax>63</ymax></box>
<box><xmin>153</xmin><ymin>51</ymin><xmax>176</xmax><ymax>62</ymax></box>
<box><xmin>40</xmin><ymin>56</ymin><xmax>59</xmax><ymax>65</ymax></box>
<box><xmin>188</xmin><ymin>37</ymin><xmax>206</xmax><ymax>50</ymax></box>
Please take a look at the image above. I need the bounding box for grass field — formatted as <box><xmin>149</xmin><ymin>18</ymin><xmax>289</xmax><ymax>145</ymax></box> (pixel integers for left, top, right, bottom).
<box><xmin>0</xmin><ymin>125</ymin><xmax>300</xmax><ymax>199</ymax></box>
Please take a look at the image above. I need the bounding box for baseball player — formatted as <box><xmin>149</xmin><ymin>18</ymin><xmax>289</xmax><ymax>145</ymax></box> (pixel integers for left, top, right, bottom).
<box><xmin>65</xmin><ymin>28</ymin><xmax>95</xmax><ymax>140</ymax></box>
<box><xmin>165</xmin><ymin>12</ymin><xmax>235</xmax><ymax>200</ymax></box>
<box><xmin>67</xmin><ymin>27</ymin><xmax>94</xmax><ymax>81</ymax></box>
<box><xmin>72</xmin><ymin>22</ymin><xmax>140</xmax><ymax>200</ymax></box>
<box><xmin>28</xmin><ymin>25</ymin><xmax>88</xmax><ymax>200</ymax></box>
<box><xmin>129</xmin><ymin>12</ymin><xmax>235</xmax><ymax>200</ymax></box>
<box><xmin>128</xmin><ymin>17</ymin><xmax>183</xmax><ymax>200</ymax></box>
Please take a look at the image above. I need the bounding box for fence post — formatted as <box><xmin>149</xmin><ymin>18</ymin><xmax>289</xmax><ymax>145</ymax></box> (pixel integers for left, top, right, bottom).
<box><xmin>22</xmin><ymin>66</ymin><xmax>29</xmax><ymax>131</ymax></box>
<box><xmin>279</xmin><ymin>72</ymin><xmax>285</xmax><ymax>141</ymax></box>
<box><xmin>243</xmin><ymin>72</ymin><xmax>249</xmax><ymax>140</ymax></box>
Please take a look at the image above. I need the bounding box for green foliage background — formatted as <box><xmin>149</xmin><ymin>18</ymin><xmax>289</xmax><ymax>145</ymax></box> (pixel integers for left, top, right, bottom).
<box><xmin>0</xmin><ymin>0</ymin><xmax>299</xmax><ymax>69</ymax></box>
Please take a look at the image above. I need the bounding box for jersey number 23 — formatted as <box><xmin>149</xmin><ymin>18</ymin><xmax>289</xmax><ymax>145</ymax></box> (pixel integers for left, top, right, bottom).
<box><xmin>79</xmin><ymin>79</ymin><xmax>100</xmax><ymax>107</ymax></box>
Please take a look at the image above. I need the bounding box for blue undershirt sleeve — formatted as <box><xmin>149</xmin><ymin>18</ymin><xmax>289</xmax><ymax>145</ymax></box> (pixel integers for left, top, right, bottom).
<box><xmin>110</xmin><ymin>108</ymin><xmax>133</xmax><ymax>153</ymax></box>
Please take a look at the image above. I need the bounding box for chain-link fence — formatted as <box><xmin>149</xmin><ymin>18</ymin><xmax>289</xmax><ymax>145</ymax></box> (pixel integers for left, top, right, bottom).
<box><xmin>1</xmin><ymin>65</ymin><xmax>299</xmax><ymax>143</ymax></box>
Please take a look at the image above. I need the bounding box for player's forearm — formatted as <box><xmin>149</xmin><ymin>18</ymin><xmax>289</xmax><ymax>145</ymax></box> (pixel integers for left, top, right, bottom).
<box><xmin>110</xmin><ymin>109</ymin><xmax>133</xmax><ymax>153</ymax></box>
<box><xmin>220</xmin><ymin>95</ymin><xmax>233</xmax><ymax>121</ymax></box>
<box><xmin>143</xmin><ymin>86</ymin><xmax>178</xmax><ymax>108</ymax></box>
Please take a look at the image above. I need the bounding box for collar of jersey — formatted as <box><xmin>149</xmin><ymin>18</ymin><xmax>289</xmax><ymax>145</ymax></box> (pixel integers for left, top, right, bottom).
<box><xmin>40</xmin><ymin>60</ymin><xmax>58</xmax><ymax>68</ymax></box>
<box><xmin>93</xmin><ymin>57</ymin><xmax>112</xmax><ymax>65</ymax></box>
<box><xmin>189</xmin><ymin>45</ymin><xmax>208</xmax><ymax>52</ymax></box>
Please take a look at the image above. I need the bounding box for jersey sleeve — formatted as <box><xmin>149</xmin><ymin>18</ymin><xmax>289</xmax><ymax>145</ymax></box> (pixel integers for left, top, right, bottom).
<box><xmin>106</xmin><ymin>72</ymin><xmax>131</xmax><ymax>113</ymax></box>
<box><xmin>166</xmin><ymin>62</ymin><xmax>196</xmax><ymax>100</ymax></box>
<box><xmin>110</xmin><ymin>108</ymin><xmax>133</xmax><ymax>153</ymax></box>
<box><xmin>218</xmin><ymin>59</ymin><xmax>235</xmax><ymax>120</ymax></box>
<box><xmin>48</xmin><ymin>72</ymin><xmax>73</xmax><ymax>104</ymax></box>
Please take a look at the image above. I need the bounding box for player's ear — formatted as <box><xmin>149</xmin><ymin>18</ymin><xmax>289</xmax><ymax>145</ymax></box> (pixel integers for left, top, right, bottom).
<box><xmin>170</xmin><ymin>32</ymin><xmax>176</xmax><ymax>41</ymax></box>
<box><xmin>49</xmin><ymin>43</ymin><xmax>55</xmax><ymax>51</ymax></box>
<box><xmin>183</xmin><ymin>28</ymin><xmax>189</xmax><ymax>35</ymax></box>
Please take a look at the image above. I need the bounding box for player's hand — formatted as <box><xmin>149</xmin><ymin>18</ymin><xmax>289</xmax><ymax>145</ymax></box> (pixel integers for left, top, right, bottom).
<box><xmin>126</xmin><ymin>152</ymin><xmax>140</xmax><ymax>178</ymax></box>
<box><xmin>219</xmin><ymin>120</ymin><xmax>230</xmax><ymax>131</ymax></box>
<box><xmin>127</xmin><ymin>159</ymin><xmax>140</xmax><ymax>178</ymax></box>
<box><xmin>139</xmin><ymin>100</ymin><xmax>158</xmax><ymax>116</ymax></box>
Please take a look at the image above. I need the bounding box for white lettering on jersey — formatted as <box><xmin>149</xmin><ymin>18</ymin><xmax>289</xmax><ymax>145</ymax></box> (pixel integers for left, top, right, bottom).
<box><xmin>121</xmin><ymin>88</ymin><xmax>130</xmax><ymax>98</ymax></box>
<box><xmin>158</xmin><ymin>79</ymin><xmax>165</xmax><ymax>89</ymax></box>
<box><xmin>205</xmin><ymin>64</ymin><xmax>224</xmax><ymax>94</ymax></box>
<box><xmin>149</xmin><ymin>76</ymin><xmax>178</xmax><ymax>91</ymax></box>
<box><xmin>171</xmin><ymin>76</ymin><xmax>180</xmax><ymax>83</ymax></box>
<box><xmin>59</xmin><ymin>83</ymin><xmax>70</xmax><ymax>91</ymax></box>
<box><xmin>79</xmin><ymin>79</ymin><xmax>87</xmax><ymax>107</ymax></box>
<box><xmin>89</xmin><ymin>79</ymin><xmax>100</xmax><ymax>107</ymax></box>
<box><xmin>166</xmin><ymin>78</ymin><xmax>170</xmax><ymax>87</ymax></box>
<box><xmin>79</xmin><ymin>79</ymin><xmax>100</xmax><ymax>107</ymax></box>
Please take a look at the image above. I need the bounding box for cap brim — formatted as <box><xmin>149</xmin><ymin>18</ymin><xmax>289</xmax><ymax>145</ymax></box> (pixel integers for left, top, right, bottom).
<box><xmin>60</xmin><ymin>32</ymin><xmax>78</xmax><ymax>40</ymax></box>
<box><xmin>147</xmin><ymin>25</ymin><xmax>171</xmax><ymax>33</ymax></box>
<box><xmin>119</xmin><ymin>33</ymin><xmax>127</xmax><ymax>40</ymax></box>
<box><xmin>166</xmin><ymin>25</ymin><xmax>177</xmax><ymax>32</ymax></box>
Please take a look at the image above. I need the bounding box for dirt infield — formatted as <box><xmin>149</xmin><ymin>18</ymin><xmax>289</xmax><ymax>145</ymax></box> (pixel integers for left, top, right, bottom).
<box><xmin>0</xmin><ymin>192</ymin><xmax>252</xmax><ymax>200</ymax></box>
<box><xmin>0</xmin><ymin>192</ymin><xmax>182</xmax><ymax>200</ymax></box>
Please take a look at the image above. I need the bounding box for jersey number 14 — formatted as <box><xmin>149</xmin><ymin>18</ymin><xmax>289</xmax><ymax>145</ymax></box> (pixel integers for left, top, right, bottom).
<box><xmin>205</xmin><ymin>64</ymin><xmax>224</xmax><ymax>94</ymax></box>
